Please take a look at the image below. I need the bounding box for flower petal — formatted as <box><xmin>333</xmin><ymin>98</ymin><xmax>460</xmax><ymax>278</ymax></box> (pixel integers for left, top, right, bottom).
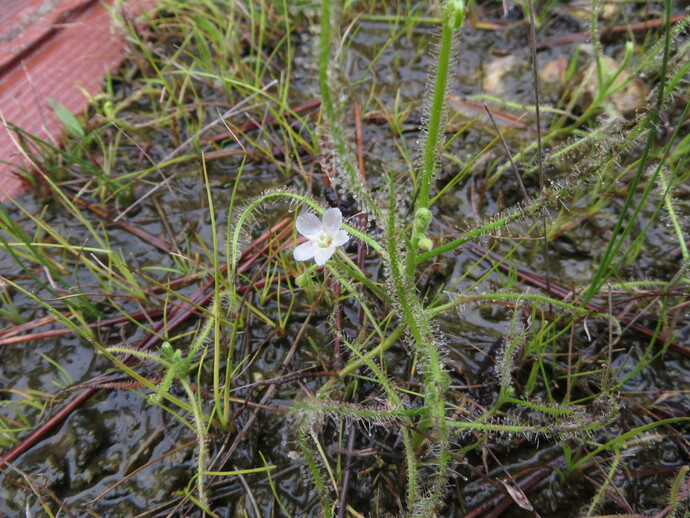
<box><xmin>321</xmin><ymin>208</ymin><xmax>342</xmax><ymax>233</ymax></box>
<box><xmin>294</xmin><ymin>241</ymin><xmax>318</xmax><ymax>261</ymax></box>
<box><xmin>331</xmin><ymin>229</ymin><xmax>349</xmax><ymax>247</ymax></box>
<box><xmin>313</xmin><ymin>246</ymin><xmax>336</xmax><ymax>266</ymax></box>
<box><xmin>296</xmin><ymin>213</ymin><xmax>322</xmax><ymax>239</ymax></box>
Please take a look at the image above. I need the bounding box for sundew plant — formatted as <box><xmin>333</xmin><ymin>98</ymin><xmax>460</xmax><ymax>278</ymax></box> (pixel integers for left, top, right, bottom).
<box><xmin>1</xmin><ymin>0</ymin><xmax>690</xmax><ymax>516</ymax></box>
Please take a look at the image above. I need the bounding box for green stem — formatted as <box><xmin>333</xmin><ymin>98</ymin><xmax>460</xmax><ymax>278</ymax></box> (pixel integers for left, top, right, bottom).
<box><xmin>410</xmin><ymin>0</ymin><xmax>464</xmax><ymax>277</ymax></box>
<box><xmin>384</xmin><ymin>182</ymin><xmax>450</xmax><ymax>512</ymax></box>
<box><xmin>202</xmin><ymin>160</ymin><xmax>227</xmax><ymax>430</ymax></box>
<box><xmin>417</xmin><ymin>1</ymin><xmax>463</xmax><ymax>212</ymax></box>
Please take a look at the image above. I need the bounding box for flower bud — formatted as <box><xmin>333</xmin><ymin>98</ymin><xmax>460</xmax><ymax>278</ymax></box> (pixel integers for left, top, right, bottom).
<box><xmin>295</xmin><ymin>272</ymin><xmax>310</xmax><ymax>287</ymax></box>
<box><xmin>414</xmin><ymin>207</ymin><xmax>433</xmax><ymax>233</ymax></box>
<box><xmin>418</xmin><ymin>237</ymin><xmax>433</xmax><ymax>251</ymax></box>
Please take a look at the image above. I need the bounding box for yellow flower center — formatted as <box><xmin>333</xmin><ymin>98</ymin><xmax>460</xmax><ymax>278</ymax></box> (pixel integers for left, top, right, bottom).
<box><xmin>317</xmin><ymin>231</ymin><xmax>333</xmax><ymax>248</ymax></box>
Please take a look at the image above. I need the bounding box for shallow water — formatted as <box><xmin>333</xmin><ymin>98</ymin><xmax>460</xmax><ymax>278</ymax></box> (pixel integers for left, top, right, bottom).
<box><xmin>1</xmin><ymin>3</ymin><xmax>689</xmax><ymax>516</ymax></box>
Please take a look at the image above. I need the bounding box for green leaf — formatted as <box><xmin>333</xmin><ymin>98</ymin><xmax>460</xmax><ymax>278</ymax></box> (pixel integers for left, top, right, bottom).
<box><xmin>47</xmin><ymin>97</ymin><xmax>85</xmax><ymax>139</ymax></box>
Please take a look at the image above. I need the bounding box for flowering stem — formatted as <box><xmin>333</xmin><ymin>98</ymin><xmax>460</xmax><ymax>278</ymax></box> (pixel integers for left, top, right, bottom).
<box><xmin>409</xmin><ymin>0</ymin><xmax>464</xmax><ymax>274</ymax></box>
<box><xmin>384</xmin><ymin>181</ymin><xmax>450</xmax><ymax>510</ymax></box>
<box><xmin>417</xmin><ymin>2</ymin><xmax>460</xmax><ymax>211</ymax></box>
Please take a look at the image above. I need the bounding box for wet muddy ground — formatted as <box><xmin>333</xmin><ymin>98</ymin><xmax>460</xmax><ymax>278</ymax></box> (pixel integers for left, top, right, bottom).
<box><xmin>1</xmin><ymin>2</ymin><xmax>689</xmax><ymax>516</ymax></box>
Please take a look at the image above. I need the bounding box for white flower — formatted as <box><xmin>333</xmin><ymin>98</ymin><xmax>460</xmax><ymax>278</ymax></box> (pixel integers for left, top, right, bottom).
<box><xmin>294</xmin><ymin>208</ymin><xmax>349</xmax><ymax>266</ymax></box>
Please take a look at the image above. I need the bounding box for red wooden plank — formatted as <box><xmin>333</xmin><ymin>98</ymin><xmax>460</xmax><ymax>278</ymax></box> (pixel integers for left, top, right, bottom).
<box><xmin>0</xmin><ymin>0</ymin><xmax>155</xmax><ymax>203</ymax></box>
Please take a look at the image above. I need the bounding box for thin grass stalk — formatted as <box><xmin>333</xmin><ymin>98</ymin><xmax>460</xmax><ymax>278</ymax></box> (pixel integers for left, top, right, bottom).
<box><xmin>583</xmin><ymin>0</ymin><xmax>674</xmax><ymax>302</ymax></box>
<box><xmin>2</xmin><ymin>201</ymin><xmax>101</xmax><ymax>317</ymax></box>
<box><xmin>202</xmin><ymin>156</ymin><xmax>228</xmax><ymax>429</ymax></box>
<box><xmin>222</xmin><ymin>157</ymin><xmax>248</xmax><ymax>419</ymax></box>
